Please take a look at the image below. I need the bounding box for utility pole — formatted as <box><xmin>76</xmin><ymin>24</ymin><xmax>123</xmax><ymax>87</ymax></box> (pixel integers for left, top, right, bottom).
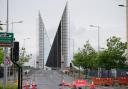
<box><xmin>126</xmin><ymin>0</ymin><xmax>128</xmax><ymax>47</ymax></box>
<box><xmin>3</xmin><ymin>0</ymin><xmax>9</xmax><ymax>89</ymax></box>
<box><xmin>118</xmin><ymin>0</ymin><xmax>128</xmax><ymax>47</ymax></box>
<box><xmin>90</xmin><ymin>25</ymin><xmax>101</xmax><ymax>78</ymax></box>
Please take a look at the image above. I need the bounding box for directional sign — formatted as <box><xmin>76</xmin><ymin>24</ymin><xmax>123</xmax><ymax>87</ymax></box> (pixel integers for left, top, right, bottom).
<box><xmin>0</xmin><ymin>32</ymin><xmax>14</xmax><ymax>47</ymax></box>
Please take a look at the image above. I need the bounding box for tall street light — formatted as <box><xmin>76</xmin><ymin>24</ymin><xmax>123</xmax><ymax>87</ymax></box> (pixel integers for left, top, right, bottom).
<box><xmin>118</xmin><ymin>0</ymin><xmax>128</xmax><ymax>48</ymax></box>
<box><xmin>3</xmin><ymin>0</ymin><xmax>9</xmax><ymax>89</ymax></box>
<box><xmin>23</xmin><ymin>38</ymin><xmax>30</xmax><ymax>49</ymax></box>
<box><xmin>90</xmin><ymin>25</ymin><xmax>100</xmax><ymax>52</ymax></box>
<box><xmin>11</xmin><ymin>21</ymin><xmax>23</xmax><ymax>32</ymax></box>
<box><xmin>90</xmin><ymin>25</ymin><xmax>101</xmax><ymax>78</ymax></box>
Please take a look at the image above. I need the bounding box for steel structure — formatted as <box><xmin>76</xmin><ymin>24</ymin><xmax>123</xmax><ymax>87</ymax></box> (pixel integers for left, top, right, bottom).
<box><xmin>46</xmin><ymin>2</ymin><xmax>69</xmax><ymax>68</ymax></box>
<box><xmin>37</xmin><ymin>12</ymin><xmax>51</xmax><ymax>69</ymax></box>
<box><xmin>37</xmin><ymin>12</ymin><xmax>44</xmax><ymax>68</ymax></box>
<box><xmin>61</xmin><ymin>3</ymin><xmax>69</xmax><ymax>67</ymax></box>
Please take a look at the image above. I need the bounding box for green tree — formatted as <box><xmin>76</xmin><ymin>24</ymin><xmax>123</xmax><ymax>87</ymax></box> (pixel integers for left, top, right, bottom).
<box><xmin>0</xmin><ymin>25</ymin><xmax>3</xmax><ymax>64</ymax></box>
<box><xmin>0</xmin><ymin>26</ymin><xmax>2</xmax><ymax>30</ymax></box>
<box><xmin>81</xmin><ymin>41</ymin><xmax>97</xmax><ymax>69</ymax></box>
<box><xmin>107</xmin><ymin>36</ymin><xmax>127</xmax><ymax>68</ymax></box>
<box><xmin>0</xmin><ymin>48</ymin><xmax>4</xmax><ymax>64</ymax></box>
<box><xmin>72</xmin><ymin>41</ymin><xmax>97</xmax><ymax>69</ymax></box>
<box><xmin>17</xmin><ymin>48</ymin><xmax>31</xmax><ymax>66</ymax></box>
<box><xmin>97</xmin><ymin>36</ymin><xmax>127</xmax><ymax>69</ymax></box>
<box><xmin>72</xmin><ymin>41</ymin><xmax>97</xmax><ymax>78</ymax></box>
<box><xmin>97</xmin><ymin>50</ymin><xmax>117</xmax><ymax>69</ymax></box>
<box><xmin>72</xmin><ymin>52</ymin><xmax>83</xmax><ymax>68</ymax></box>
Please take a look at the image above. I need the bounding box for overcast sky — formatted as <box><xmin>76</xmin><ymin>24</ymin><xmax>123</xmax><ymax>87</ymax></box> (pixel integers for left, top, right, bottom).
<box><xmin>0</xmin><ymin>0</ymin><xmax>126</xmax><ymax>66</ymax></box>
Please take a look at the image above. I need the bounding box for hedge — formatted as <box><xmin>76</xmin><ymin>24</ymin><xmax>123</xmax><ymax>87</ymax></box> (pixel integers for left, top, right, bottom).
<box><xmin>0</xmin><ymin>82</ymin><xmax>17</xmax><ymax>89</ymax></box>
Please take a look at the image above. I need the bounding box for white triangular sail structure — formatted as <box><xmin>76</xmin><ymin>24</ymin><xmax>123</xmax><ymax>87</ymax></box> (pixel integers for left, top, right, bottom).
<box><xmin>36</xmin><ymin>12</ymin><xmax>51</xmax><ymax>69</ymax></box>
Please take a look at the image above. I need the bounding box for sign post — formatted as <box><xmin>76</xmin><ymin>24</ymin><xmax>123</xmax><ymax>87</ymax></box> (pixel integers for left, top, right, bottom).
<box><xmin>0</xmin><ymin>32</ymin><xmax>14</xmax><ymax>89</ymax></box>
<box><xmin>0</xmin><ymin>32</ymin><xmax>13</xmax><ymax>47</ymax></box>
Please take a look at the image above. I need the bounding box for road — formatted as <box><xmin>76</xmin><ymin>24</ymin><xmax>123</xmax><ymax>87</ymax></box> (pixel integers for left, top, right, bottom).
<box><xmin>23</xmin><ymin>69</ymin><xmax>74</xmax><ymax>89</ymax></box>
<box><xmin>22</xmin><ymin>69</ymin><xmax>128</xmax><ymax>89</ymax></box>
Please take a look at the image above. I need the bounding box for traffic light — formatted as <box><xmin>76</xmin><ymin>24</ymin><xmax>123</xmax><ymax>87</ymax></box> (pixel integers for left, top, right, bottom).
<box><xmin>70</xmin><ymin>63</ymin><xmax>72</xmax><ymax>68</ymax></box>
<box><xmin>11</xmin><ymin>41</ymin><xmax>19</xmax><ymax>62</ymax></box>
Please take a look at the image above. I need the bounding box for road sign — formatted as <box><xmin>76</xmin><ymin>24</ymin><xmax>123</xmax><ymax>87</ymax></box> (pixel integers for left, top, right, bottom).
<box><xmin>0</xmin><ymin>32</ymin><xmax>14</xmax><ymax>47</ymax></box>
<box><xmin>4</xmin><ymin>57</ymin><xmax>10</xmax><ymax>65</ymax></box>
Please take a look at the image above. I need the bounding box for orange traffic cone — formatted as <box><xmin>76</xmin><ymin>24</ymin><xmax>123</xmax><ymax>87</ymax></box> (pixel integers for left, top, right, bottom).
<box><xmin>32</xmin><ymin>81</ymin><xmax>37</xmax><ymax>89</ymax></box>
<box><xmin>24</xmin><ymin>80</ymin><xmax>30</xmax><ymax>89</ymax></box>
<box><xmin>90</xmin><ymin>81</ymin><xmax>95</xmax><ymax>89</ymax></box>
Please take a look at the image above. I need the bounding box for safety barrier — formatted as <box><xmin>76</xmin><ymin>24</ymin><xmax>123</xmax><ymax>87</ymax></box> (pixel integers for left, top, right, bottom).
<box><xmin>92</xmin><ymin>77</ymin><xmax>128</xmax><ymax>86</ymax></box>
<box><xmin>92</xmin><ymin>77</ymin><xmax>113</xmax><ymax>86</ymax></box>
<box><xmin>116</xmin><ymin>77</ymin><xmax>128</xmax><ymax>85</ymax></box>
<box><xmin>60</xmin><ymin>79</ymin><xmax>95</xmax><ymax>89</ymax></box>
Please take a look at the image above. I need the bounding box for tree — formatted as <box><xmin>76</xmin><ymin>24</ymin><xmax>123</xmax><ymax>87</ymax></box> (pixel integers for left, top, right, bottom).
<box><xmin>97</xmin><ymin>36</ymin><xmax>127</xmax><ymax>69</ymax></box>
<box><xmin>107</xmin><ymin>36</ymin><xmax>127</xmax><ymax>68</ymax></box>
<box><xmin>97</xmin><ymin>50</ymin><xmax>117</xmax><ymax>69</ymax></box>
<box><xmin>0</xmin><ymin>48</ymin><xmax>4</xmax><ymax>64</ymax></box>
<box><xmin>72</xmin><ymin>52</ymin><xmax>83</xmax><ymax>68</ymax></box>
<box><xmin>0</xmin><ymin>25</ymin><xmax>3</xmax><ymax>64</ymax></box>
<box><xmin>122</xmin><ymin>49</ymin><xmax>128</xmax><ymax>66</ymax></box>
<box><xmin>81</xmin><ymin>41</ymin><xmax>97</xmax><ymax>69</ymax></box>
<box><xmin>0</xmin><ymin>26</ymin><xmax>2</xmax><ymax>30</ymax></box>
<box><xmin>72</xmin><ymin>41</ymin><xmax>97</xmax><ymax>69</ymax></box>
<box><xmin>17</xmin><ymin>48</ymin><xmax>31</xmax><ymax>66</ymax></box>
<box><xmin>72</xmin><ymin>41</ymin><xmax>97</xmax><ymax>77</ymax></box>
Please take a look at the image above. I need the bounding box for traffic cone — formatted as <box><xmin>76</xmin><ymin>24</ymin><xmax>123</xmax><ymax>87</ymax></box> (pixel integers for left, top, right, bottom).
<box><xmin>90</xmin><ymin>81</ymin><xmax>95</xmax><ymax>89</ymax></box>
<box><xmin>32</xmin><ymin>81</ymin><xmax>37</xmax><ymax>89</ymax></box>
<box><xmin>24</xmin><ymin>80</ymin><xmax>30</xmax><ymax>89</ymax></box>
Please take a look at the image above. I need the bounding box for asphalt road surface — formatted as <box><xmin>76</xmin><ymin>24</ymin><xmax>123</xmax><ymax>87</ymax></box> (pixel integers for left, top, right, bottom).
<box><xmin>23</xmin><ymin>69</ymin><xmax>128</xmax><ymax>89</ymax></box>
<box><xmin>23</xmin><ymin>69</ymin><xmax>74</xmax><ymax>89</ymax></box>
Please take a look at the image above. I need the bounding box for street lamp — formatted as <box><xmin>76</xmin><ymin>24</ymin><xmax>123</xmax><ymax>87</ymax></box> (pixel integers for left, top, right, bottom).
<box><xmin>90</xmin><ymin>25</ymin><xmax>100</xmax><ymax>52</ymax></box>
<box><xmin>3</xmin><ymin>0</ymin><xmax>9</xmax><ymax>89</ymax></box>
<box><xmin>23</xmin><ymin>38</ymin><xmax>30</xmax><ymax>49</ymax></box>
<box><xmin>11</xmin><ymin>21</ymin><xmax>23</xmax><ymax>32</ymax></box>
<box><xmin>118</xmin><ymin>0</ymin><xmax>128</xmax><ymax>48</ymax></box>
<box><xmin>0</xmin><ymin>21</ymin><xmax>23</xmax><ymax>32</ymax></box>
<box><xmin>90</xmin><ymin>25</ymin><xmax>101</xmax><ymax>78</ymax></box>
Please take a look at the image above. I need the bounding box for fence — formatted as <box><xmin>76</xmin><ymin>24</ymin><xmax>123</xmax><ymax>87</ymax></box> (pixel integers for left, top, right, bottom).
<box><xmin>88</xmin><ymin>68</ymin><xmax>128</xmax><ymax>78</ymax></box>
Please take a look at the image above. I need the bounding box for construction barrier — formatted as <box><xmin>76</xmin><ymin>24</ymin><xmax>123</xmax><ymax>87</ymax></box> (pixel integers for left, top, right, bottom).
<box><xmin>117</xmin><ymin>77</ymin><xmax>128</xmax><ymax>85</ymax></box>
<box><xmin>60</xmin><ymin>79</ymin><xmax>95</xmax><ymax>89</ymax></box>
<box><xmin>91</xmin><ymin>77</ymin><xmax>113</xmax><ymax>86</ymax></box>
<box><xmin>92</xmin><ymin>77</ymin><xmax>128</xmax><ymax>86</ymax></box>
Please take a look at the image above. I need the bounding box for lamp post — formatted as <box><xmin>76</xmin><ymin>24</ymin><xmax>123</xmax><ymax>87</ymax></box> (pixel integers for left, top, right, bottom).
<box><xmin>90</xmin><ymin>25</ymin><xmax>101</xmax><ymax>78</ymax></box>
<box><xmin>90</xmin><ymin>25</ymin><xmax>100</xmax><ymax>52</ymax></box>
<box><xmin>118</xmin><ymin>0</ymin><xmax>128</xmax><ymax>48</ymax></box>
<box><xmin>11</xmin><ymin>21</ymin><xmax>23</xmax><ymax>32</ymax></box>
<box><xmin>23</xmin><ymin>38</ymin><xmax>30</xmax><ymax>49</ymax></box>
<box><xmin>3</xmin><ymin>0</ymin><xmax>9</xmax><ymax>89</ymax></box>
